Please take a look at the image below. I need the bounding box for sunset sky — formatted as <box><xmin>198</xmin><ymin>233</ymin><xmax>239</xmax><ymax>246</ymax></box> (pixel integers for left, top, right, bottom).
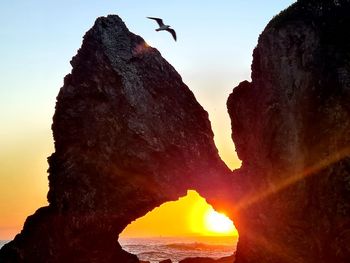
<box><xmin>121</xmin><ymin>190</ymin><xmax>238</xmax><ymax>238</ymax></box>
<box><xmin>0</xmin><ymin>0</ymin><xmax>295</xmax><ymax>240</ymax></box>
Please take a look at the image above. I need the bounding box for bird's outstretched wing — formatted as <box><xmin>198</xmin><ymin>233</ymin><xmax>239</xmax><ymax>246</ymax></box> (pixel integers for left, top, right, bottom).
<box><xmin>166</xmin><ymin>28</ymin><xmax>177</xmax><ymax>41</ymax></box>
<box><xmin>147</xmin><ymin>17</ymin><xmax>164</xmax><ymax>27</ymax></box>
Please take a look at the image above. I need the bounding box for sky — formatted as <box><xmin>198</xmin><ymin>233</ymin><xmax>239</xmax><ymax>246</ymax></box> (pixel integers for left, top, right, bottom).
<box><xmin>0</xmin><ymin>0</ymin><xmax>296</xmax><ymax>240</ymax></box>
<box><xmin>120</xmin><ymin>190</ymin><xmax>238</xmax><ymax>238</ymax></box>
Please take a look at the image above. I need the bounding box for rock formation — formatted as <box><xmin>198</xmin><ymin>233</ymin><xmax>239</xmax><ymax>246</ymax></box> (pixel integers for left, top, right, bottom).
<box><xmin>179</xmin><ymin>255</ymin><xmax>235</xmax><ymax>263</ymax></box>
<box><xmin>2</xmin><ymin>0</ymin><xmax>350</xmax><ymax>262</ymax></box>
<box><xmin>227</xmin><ymin>0</ymin><xmax>350</xmax><ymax>262</ymax></box>
<box><xmin>0</xmin><ymin>15</ymin><xmax>230</xmax><ymax>262</ymax></box>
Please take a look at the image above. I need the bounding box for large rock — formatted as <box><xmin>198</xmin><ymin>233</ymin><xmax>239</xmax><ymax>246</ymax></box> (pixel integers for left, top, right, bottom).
<box><xmin>179</xmin><ymin>255</ymin><xmax>234</xmax><ymax>263</ymax></box>
<box><xmin>0</xmin><ymin>15</ymin><xmax>230</xmax><ymax>262</ymax></box>
<box><xmin>3</xmin><ymin>1</ymin><xmax>350</xmax><ymax>262</ymax></box>
<box><xmin>227</xmin><ymin>0</ymin><xmax>350</xmax><ymax>262</ymax></box>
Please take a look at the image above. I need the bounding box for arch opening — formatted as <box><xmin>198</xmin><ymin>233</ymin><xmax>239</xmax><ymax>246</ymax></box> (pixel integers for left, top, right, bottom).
<box><xmin>119</xmin><ymin>190</ymin><xmax>239</xmax><ymax>263</ymax></box>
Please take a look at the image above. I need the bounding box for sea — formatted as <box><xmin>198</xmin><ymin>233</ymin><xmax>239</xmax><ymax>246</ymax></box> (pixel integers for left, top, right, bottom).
<box><xmin>0</xmin><ymin>237</ymin><xmax>237</xmax><ymax>263</ymax></box>
<box><xmin>119</xmin><ymin>236</ymin><xmax>237</xmax><ymax>263</ymax></box>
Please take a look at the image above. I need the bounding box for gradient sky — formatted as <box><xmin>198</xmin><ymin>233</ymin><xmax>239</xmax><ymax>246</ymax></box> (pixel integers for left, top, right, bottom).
<box><xmin>0</xmin><ymin>0</ymin><xmax>296</xmax><ymax>240</ymax></box>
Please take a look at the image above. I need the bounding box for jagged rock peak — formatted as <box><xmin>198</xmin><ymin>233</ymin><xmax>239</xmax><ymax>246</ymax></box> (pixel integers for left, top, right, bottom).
<box><xmin>268</xmin><ymin>0</ymin><xmax>350</xmax><ymax>28</ymax></box>
<box><xmin>69</xmin><ymin>15</ymin><xmax>179</xmax><ymax>75</ymax></box>
<box><xmin>77</xmin><ymin>15</ymin><xmax>156</xmax><ymax>61</ymax></box>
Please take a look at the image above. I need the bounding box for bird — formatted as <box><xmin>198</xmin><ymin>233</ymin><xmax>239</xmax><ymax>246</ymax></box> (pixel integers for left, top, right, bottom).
<box><xmin>147</xmin><ymin>17</ymin><xmax>177</xmax><ymax>41</ymax></box>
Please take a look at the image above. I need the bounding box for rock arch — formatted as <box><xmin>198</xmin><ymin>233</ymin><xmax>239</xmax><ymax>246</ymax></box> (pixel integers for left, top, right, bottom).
<box><xmin>2</xmin><ymin>1</ymin><xmax>350</xmax><ymax>262</ymax></box>
<box><xmin>0</xmin><ymin>15</ymin><xmax>232</xmax><ymax>263</ymax></box>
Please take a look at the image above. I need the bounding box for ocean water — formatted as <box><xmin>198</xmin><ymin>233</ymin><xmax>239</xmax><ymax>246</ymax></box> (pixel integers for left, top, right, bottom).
<box><xmin>119</xmin><ymin>236</ymin><xmax>237</xmax><ymax>263</ymax></box>
<box><xmin>0</xmin><ymin>237</ymin><xmax>237</xmax><ymax>263</ymax></box>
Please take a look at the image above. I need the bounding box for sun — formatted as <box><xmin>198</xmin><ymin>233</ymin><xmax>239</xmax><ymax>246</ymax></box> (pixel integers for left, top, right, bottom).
<box><xmin>204</xmin><ymin>208</ymin><xmax>237</xmax><ymax>236</ymax></box>
<box><xmin>188</xmin><ymin>191</ymin><xmax>238</xmax><ymax>237</ymax></box>
<box><xmin>120</xmin><ymin>190</ymin><xmax>238</xmax><ymax>238</ymax></box>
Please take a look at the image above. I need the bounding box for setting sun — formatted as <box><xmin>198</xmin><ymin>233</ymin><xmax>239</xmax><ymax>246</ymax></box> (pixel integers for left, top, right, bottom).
<box><xmin>121</xmin><ymin>190</ymin><xmax>238</xmax><ymax>238</ymax></box>
<box><xmin>189</xmin><ymin>191</ymin><xmax>238</xmax><ymax>237</ymax></box>
<box><xmin>204</xmin><ymin>209</ymin><xmax>236</xmax><ymax>235</ymax></box>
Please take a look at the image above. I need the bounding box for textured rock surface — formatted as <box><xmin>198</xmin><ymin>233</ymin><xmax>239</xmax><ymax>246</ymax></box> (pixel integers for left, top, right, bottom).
<box><xmin>2</xmin><ymin>1</ymin><xmax>350</xmax><ymax>262</ymax></box>
<box><xmin>0</xmin><ymin>15</ymin><xmax>230</xmax><ymax>262</ymax></box>
<box><xmin>179</xmin><ymin>255</ymin><xmax>234</xmax><ymax>263</ymax></box>
<box><xmin>228</xmin><ymin>0</ymin><xmax>350</xmax><ymax>262</ymax></box>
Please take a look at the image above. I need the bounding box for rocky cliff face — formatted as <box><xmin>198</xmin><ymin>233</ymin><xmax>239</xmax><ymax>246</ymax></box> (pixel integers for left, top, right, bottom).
<box><xmin>228</xmin><ymin>0</ymin><xmax>350</xmax><ymax>262</ymax></box>
<box><xmin>2</xmin><ymin>1</ymin><xmax>350</xmax><ymax>262</ymax></box>
<box><xmin>0</xmin><ymin>15</ymin><xmax>230</xmax><ymax>263</ymax></box>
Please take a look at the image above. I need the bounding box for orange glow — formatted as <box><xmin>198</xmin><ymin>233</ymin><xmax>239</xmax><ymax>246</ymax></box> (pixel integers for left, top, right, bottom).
<box><xmin>204</xmin><ymin>210</ymin><xmax>236</xmax><ymax>235</ymax></box>
<box><xmin>0</xmin><ymin>131</ymin><xmax>51</xmax><ymax>240</ymax></box>
<box><xmin>120</xmin><ymin>190</ymin><xmax>238</xmax><ymax>238</ymax></box>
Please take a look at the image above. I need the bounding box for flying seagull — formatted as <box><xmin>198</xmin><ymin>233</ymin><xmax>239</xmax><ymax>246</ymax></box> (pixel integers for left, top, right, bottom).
<box><xmin>147</xmin><ymin>17</ymin><xmax>177</xmax><ymax>41</ymax></box>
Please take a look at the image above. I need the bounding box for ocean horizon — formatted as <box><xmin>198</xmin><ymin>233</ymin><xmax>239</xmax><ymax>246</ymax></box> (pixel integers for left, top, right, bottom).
<box><xmin>1</xmin><ymin>236</ymin><xmax>238</xmax><ymax>263</ymax></box>
<box><xmin>119</xmin><ymin>235</ymin><xmax>238</xmax><ymax>263</ymax></box>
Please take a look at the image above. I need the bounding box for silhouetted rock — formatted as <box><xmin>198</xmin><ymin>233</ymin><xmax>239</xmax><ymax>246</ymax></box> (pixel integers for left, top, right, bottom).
<box><xmin>159</xmin><ymin>259</ymin><xmax>172</xmax><ymax>263</ymax></box>
<box><xmin>179</xmin><ymin>255</ymin><xmax>234</xmax><ymax>263</ymax></box>
<box><xmin>180</xmin><ymin>258</ymin><xmax>215</xmax><ymax>263</ymax></box>
<box><xmin>2</xmin><ymin>0</ymin><xmax>350</xmax><ymax>262</ymax></box>
<box><xmin>0</xmin><ymin>15</ymin><xmax>230</xmax><ymax>262</ymax></box>
<box><xmin>228</xmin><ymin>0</ymin><xmax>350</xmax><ymax>262</ymax></box>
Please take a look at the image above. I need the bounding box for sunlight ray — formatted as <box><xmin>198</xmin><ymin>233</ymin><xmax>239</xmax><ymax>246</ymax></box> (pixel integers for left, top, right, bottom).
<box><xmin>235</xmin><ymin>147</ymin><xmax>350</xmax><ymax>211</ymax></box>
